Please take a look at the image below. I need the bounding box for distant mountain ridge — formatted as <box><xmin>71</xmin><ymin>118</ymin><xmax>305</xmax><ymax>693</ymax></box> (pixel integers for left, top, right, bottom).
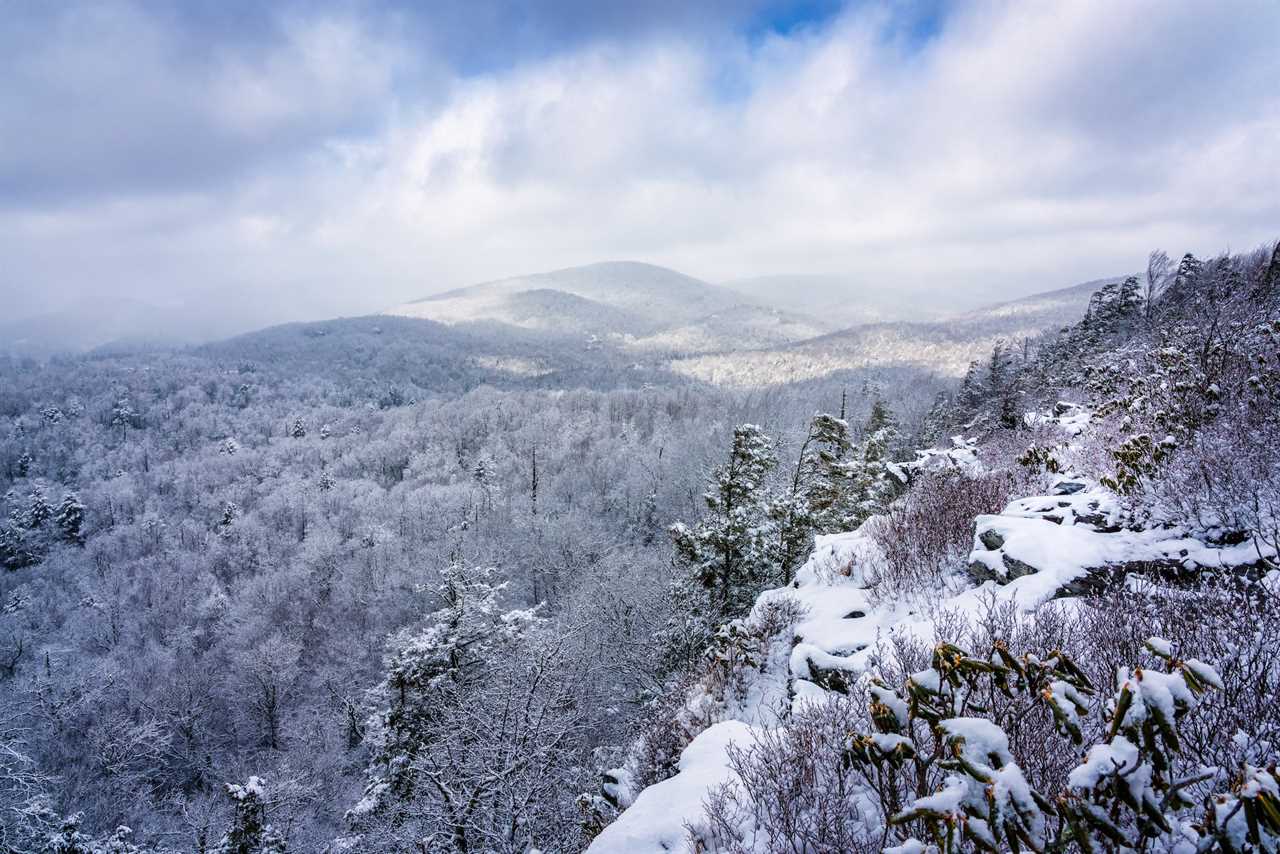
<box><xmin>387</xmin><ymin>261</ymin><xmax>1122</xmax><ymax>380</ymax></box>
<box><xmin>385</xmin><ymin>261</ymin><xmax>838</xmax><ymax>354</ymax></box>
<box><xmin>670</xmin><ymin>276</ymin><xmax>1123</xmax><ymax>385</ymax></box>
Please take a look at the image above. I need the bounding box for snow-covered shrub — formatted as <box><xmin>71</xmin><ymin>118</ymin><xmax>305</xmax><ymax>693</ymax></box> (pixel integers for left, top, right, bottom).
<box><xmin>867</xmin><ymin>471</ymin><xmax>1016</xmax><ymax>604</ymax></box>
<box><xmin>1146</xmin><ymin>417</ymin><xmax>1280</xmax><ymax>559</ymax></box>
<box><xmin>632</xmin><ymin>596</ymin><xmax>807</xmax><ymax>796</ymax></box>
<box><xmin>1074</xmin><ymin>578</ymin><xmax>1280</xmax><ymax>794</ymax></box>
<box><xmin>701</xmin><ymin>694</ymin><xmax>882</xmax><ymax>853</ymax></box>
<box><xmin>697</xmin><ymin>631</ymin><xmax>1279</xmax><ymax>853</ymax></box>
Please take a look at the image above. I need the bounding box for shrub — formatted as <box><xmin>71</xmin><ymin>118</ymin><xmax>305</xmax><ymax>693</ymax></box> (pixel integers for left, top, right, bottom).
<box><xmin>867</xmin><ymin>471</ymin><xmax>1015</xmax><ymax>603</ymax></box>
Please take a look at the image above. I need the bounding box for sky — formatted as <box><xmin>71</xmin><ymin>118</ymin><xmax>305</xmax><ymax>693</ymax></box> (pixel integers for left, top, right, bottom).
<box><xmin>3</xmin><ymin>0</ymin><xmax>1279</xmax><ymax>332</ymax></box>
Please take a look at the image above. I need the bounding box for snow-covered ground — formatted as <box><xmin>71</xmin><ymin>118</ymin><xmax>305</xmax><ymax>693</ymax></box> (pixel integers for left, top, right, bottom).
<box><xmin>589</xmin><ymin>422</ymin><xmax>1278</xmax><ymax>852</ymax></box>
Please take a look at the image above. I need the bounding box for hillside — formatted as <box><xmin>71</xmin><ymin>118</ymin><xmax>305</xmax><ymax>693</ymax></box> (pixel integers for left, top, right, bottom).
<box><xmin>670</xmin><ymin>277</ymin><xmax>1116</xmax><ymax>385</ymax></box>
<box><xmin>385</xmin><ymin>261</ymin><xmax>839</xmax><ymax>355</ymax></box>
<box><xmin>721</xmin><ymin>273</ymin><xmax>954</xmax><ymax>325</ymax></box>
<box><xmin>585</xmin><ymin>243</ymin><xmax>1280</xmax><ymax>852</ymax></box>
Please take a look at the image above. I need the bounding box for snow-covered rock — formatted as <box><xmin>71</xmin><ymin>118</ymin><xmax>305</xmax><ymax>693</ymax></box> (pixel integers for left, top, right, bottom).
<box><xmin>968</xmin><ymin>476</ymin><xmax>1275</xmax><ymax>594</ymax></box>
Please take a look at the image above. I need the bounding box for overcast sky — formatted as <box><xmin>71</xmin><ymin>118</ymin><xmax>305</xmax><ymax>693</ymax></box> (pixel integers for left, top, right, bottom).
<box><xmin>3</xmin><ymin>0</ymin><xmax>1279</xmax><ymax>327</ymax></box>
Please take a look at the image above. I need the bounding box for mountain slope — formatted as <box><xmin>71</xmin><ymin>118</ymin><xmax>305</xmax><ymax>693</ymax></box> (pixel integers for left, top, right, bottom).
<box><xmin>670</xmin><ymin>277</ymin><xmax>1119</xmax><ymax>384</ymax></box>
<box><xmin>384</xmin><ymin>261</ymin><xmax>838</xmax><ymax>354</ymax></box>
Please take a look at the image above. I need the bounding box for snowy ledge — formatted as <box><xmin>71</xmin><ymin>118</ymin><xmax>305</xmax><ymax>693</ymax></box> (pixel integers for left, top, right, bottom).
<box><xmin>590</xmin><ymin>470</ymin><xmax>1276</xmax><ymax>852</ymax></box>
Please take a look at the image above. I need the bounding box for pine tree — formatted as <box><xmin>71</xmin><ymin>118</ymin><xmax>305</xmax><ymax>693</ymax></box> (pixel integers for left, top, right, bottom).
<box><xmin>288</xmin><ymin>418</ymin><xmax>306</xmax><ymax>439</ymax></box>
<box><xmin>54</xmin><ymin>492</ymin><xmax>85</xmax><ymax>545</ymax></box>
<box><xmin>799</xmin><ymin>413</ymin><xmax>852</xmax><ymax>534</ymax></box>
<box><xmin>838</xmin><ymin>401</ymin><xmax>903</xmax><ymax>527</ymax></box>
<box><xmin>25</xmin><ymin>485</ymin><xmax>53</xmax><ymax>529</ymax></box>
<box><xmin>918</xmin><ymin>391</ymin><xmax>954</xmax><ymax>447</ymax></box>
<box><xmin>110</xmin><ymin>399</ymin><xmax>135</xmax><ymax>439</ymax></box>
<box><xmin>1117</xmin><ymin>274</ymin><xmax>1143</xmax><ymax>321</ymax></box>
<box><xmin>670</xmin><ymin>424</ymin><xmax>780</xmax><ymax>621</ymax></box>
<box><xmin>353</xmin><ymin>562</ymin><xmax>541</xmax><ymax>813</ymax></box>
<box><xmin>0</xmin><ymin>523</ymin><xmax>37</xmax><ymax>570</ymax></box>
<box><xmin>213</xmin><ymin>778</ymin><xmax>287</xmax><ymax>854</ymax></box>
<box><xmin>958</xmin><ymin>360</ymin><xmax>985</xmax><ymax>410</ymax></box>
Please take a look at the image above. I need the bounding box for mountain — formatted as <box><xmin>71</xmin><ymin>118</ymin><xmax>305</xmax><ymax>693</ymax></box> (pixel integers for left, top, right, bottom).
<box><xmin>670</xmin><ymin>277</ymin><xmax>1121</xmax><ymax>385</ymax></box>
<box><xmin>384</xmin><ymin>261</ymin><xmax>838</xmax><ymax>354</ymax></box>
<box><xmin>721</xmin><ymin>273</ymin><xmax>954</xmax><ymax>325</ymax></box>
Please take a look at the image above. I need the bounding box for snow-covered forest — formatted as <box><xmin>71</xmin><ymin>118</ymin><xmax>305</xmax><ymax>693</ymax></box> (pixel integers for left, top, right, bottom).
<box><xmin>0</xmin><ymin>298</ymin><xmax>945</xmax><ymax>851</ymax></box>
<box><xmin>2</xmin><ymin>241</ymin><xmax>1278</xmax><ymax>853</ymax></box>
<box><xmin>5</xmin><ymin>1</ymin><xmax>1280</xmax><ymax>850</ymax></box>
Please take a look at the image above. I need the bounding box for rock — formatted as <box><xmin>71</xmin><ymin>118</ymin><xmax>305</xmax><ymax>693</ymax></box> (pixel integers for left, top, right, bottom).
<box><xmin>1043</xmin><ymin>514</ymin><xmax>1064</xmax><ymax>525</ymax></box>
<box><xmin>967</xmin><ymin>559</ymin><xmax>1000</xmax><ymax>584</ymax></box>
<box><xmin>843</xmin><ymin>610</ymin><xmax>866</xmax><ymax>619</ymax></box>
<box><xmin>805</xmin><ymin>662</ymin><xmax>851</xmax><ymax>695</ymax></box>
<box><xmin>978</xmin><ymin>529</ymin><xmax>1005</xmax><ymax>550</ymax></box>
<box><xmin>1001</xmin><ymin>553</ymin><xmax>1039</xmax><ymax>580</ymax></box>
<box><xmin>1053</xmin><ymin>481</ymin><xmax>1086</xmax><ymax>495</ymax></box>
<box><xmin>1052</xmin><ymin>567</ymin><xmax>1114</xmax><ymax>598</ymax></box>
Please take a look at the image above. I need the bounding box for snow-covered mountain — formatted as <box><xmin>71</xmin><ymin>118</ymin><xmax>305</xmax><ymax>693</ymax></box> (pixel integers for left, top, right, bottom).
<box><xmin>671</xmin><ymin>277</ymin><xmax>1118</xmax><ymax>384</ymax></box>
<box><xmin>384</xmin><ymin>261</ymin><xmax>837</xmax><ymax>354</ymax></box>
<box><xmin>721</xmin><ymin>273</ymin><xmax>953</xmax><ymax>326</ymax></box>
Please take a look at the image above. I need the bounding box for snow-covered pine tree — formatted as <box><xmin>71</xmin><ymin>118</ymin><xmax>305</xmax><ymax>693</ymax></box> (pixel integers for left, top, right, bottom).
<box><xmin>798</xmin><ymin>412</ymin><xmax>852</xmax><ymax>535</ymax></box>
<box><xmin>24</xmin><ymin>485</ymin><xmax>53</xmax><ymax>530</ymax></box>
<box><xmin>957</xmin><ymin>360</ymin><xmax>985</xmax><ymax>411</ymax></box>
<box><xmin>670</xmin><ymin>424</ymin><xmax>780</xmax><ymax>621</ymax></box>
<box><xmin>834</xmin><ymin>400</ymin><xmax>904</xmax><ymax>529</ymax></box>
<box><xmin>351</xmin><ymin>561</ymin><xmax>541</xmax><ymax>816</ymax></box>
<box><xmin>54</xmin><ymin>492</ymin><xmax>85</xmax><ymax>545</ymax></box>
<box><xmin>0</xmin><ymin>523</ymin><xmax>37</xmax><ymax>570</ymax></box>
<box><xmin>212</xmin><ymin>777</ymin><xmax>287</xmax><ymax>854</ymax></box>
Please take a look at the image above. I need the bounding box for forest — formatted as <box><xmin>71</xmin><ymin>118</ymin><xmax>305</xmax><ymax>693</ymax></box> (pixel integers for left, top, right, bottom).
<box><xmin>1</xmin><ymin>242</ymin><xmax>1278</xmax><ymax>853</ymax></box>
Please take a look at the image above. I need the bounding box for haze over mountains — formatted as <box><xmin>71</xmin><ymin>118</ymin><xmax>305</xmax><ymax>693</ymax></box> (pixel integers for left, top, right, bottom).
<box><xmin>384</xmin><ymin>260</ymin><xmax>1113</xmax><ymax>382</ymax></box>
<box><xmin>2</xmin><ymin>261</ymin><xmax>1112</xmax><ymax>386</ymax></box>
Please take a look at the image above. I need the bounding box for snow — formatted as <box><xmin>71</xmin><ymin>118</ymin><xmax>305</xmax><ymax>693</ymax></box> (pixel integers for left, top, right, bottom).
<box><xmin>970</xmin><ymin>475</ymin><xmax>1275</xmax><ymax>591</ymax></box>
<box><xmin>907</xmin><ymin>775</ymin><xmax>968</xmax><ymax>815</ymax></box>
<box><xmin>940</xmin><ymin>717</ymin><xmax>1013</xmax><ymax>771</ymax></box>
<box><xmin>600</xmin><ymin>410</ymin><xmax>1271</xmax><ymax>849</ymax></box>
<box><xmin>1147</xmin><ymin>636</ymin><xmax>1174</xmax><ymax>658</ymax></box>
<box><xmin>587</xmin><ymin>721</ymin><xmax>755</xmax><ymax>853</ymax></box>
<box><xmin>1070</xmin><ymin>737</ymin><xmax>1141</xmax><ymax>793</ymax></box>
<box><xmin>884</xmin><ymin>841</ymin><xmax>930</xmax><ymax>854</ymax></box>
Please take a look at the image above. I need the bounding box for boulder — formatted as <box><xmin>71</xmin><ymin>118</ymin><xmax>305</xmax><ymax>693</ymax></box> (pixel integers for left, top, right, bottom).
<box><xmin>978</xmin><ymin>529</ymin><xmax>1005</xmax><ymax>550</ymax></box>
<box><xmin>1001</xmin><ymin>553</ymin><xmax>1039</xmax><ymax>580</ymax></box>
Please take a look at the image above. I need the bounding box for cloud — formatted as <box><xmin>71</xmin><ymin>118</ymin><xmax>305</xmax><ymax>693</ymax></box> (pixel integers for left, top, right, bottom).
<box><xmin>2</xmin><ymin>0</ymin><xmax>1278</xmax><ymax>328</ymax></box>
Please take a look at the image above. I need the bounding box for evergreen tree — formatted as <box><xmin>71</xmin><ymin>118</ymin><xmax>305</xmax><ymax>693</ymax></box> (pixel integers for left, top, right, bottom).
<box><xmin>838</xmin><ymin>400</ymin><xmax>903</xmax><ymax>527</ymax></box>
<box><xmin>1117</xmin><ymin>274</ymin><xmax>1143</xmax><ymax>320</ymax></box>
<box><xmin>212</xmin><ymin>778</ymin><xmax>286</xmax><ymax>854</ymax></box>
<box><xmin>54</xmin><ymin>493</ymin><xmax>85</xmax><ymax>545</ymax></box>
<box><xmin>917</xmin><ymin>391</ymin><xmax>954</xmax><ymax>448</ymax></box>
<box><xmin>0</xmin><ymin>522</ymin><xmax>38</xmax><ymax>570</ymax></box>
<box><xmin>669</xmin><ymin>424</ymin><xmax>779</xmax><ymax>621</ymax></box>
<box><xmin>25</xmin><ymin>485</ymin><xmax>53</xmax><ymax>529</ymax></box>
<box><xmin>353</xmin><ymin>562</ymin><xmax>541</xmax><ymax>813</ymax></box>
<box><xmin>958</xmin><ymin>360</ymin><xmax>985</xmax><ymax>410</ymax></box>
<box><xmin>799</xmin><ymin>413</ymin><xmax>852</xmax><ymax>534</ymax></box>
<box><xmin>288</xmin><ymin>418</ymin><xmax>306</xmax><ymax>439</ymax></box>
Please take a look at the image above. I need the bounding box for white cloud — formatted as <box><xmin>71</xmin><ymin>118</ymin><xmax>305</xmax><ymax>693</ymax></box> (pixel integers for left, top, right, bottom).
<box><xmin>3</xmin><ymin>0</ymin><xmax>1278</xmax><ymax>327</ymax></box>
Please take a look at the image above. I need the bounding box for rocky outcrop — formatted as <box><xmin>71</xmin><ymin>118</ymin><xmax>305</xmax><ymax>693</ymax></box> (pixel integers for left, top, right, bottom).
<box><xmin>968</xmin><ymin>476</ymin><xmax>1275</xmax><ymax>596</ymax></box>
